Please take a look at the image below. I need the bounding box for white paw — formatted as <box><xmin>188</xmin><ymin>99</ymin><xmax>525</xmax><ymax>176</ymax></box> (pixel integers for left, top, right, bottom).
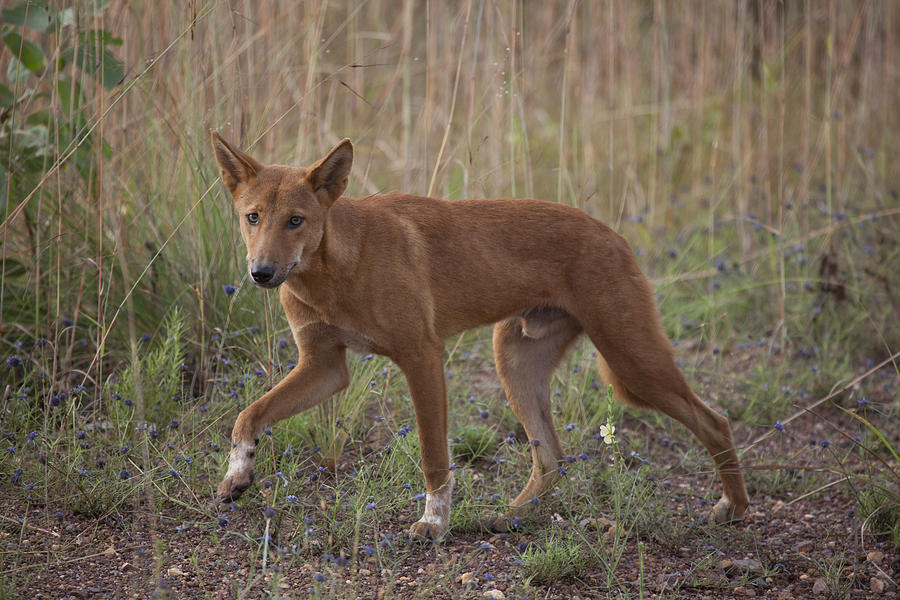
<box><xmin>217</xmin><ymin>441</ymin><xmax>256</xmax><ymax>501</ymax></box>
<box><xmin>409</xmin><ymin>473</ymin><xmax>454</xmax><ymax>540</ymax></box>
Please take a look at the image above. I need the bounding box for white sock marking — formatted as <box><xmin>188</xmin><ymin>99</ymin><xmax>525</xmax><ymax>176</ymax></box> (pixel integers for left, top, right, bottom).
<box><xmin>419</xmin><ymin>473</ymin><xmax>454</xmax><ymax>527</ymax></box>
<box><xmin>224</xmin><ymin>441</ymin><xmax>255</xmax><ymax>483</ymax></box>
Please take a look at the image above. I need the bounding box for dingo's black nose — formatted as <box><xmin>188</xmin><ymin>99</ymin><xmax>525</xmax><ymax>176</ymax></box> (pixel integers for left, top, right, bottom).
<box><xmin>251</xmin><ymin>265</ymin><xmax>275</xmax><ymax>284</ymax></box>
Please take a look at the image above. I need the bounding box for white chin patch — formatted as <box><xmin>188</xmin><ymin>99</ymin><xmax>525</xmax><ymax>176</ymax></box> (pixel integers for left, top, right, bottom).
<box><xmin>419</xmin><ymin>473</ymin><xmax>455</xmax><ymax>527</ymax></box>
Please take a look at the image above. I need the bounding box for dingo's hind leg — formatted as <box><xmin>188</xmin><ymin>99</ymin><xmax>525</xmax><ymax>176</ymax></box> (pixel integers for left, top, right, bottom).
<box><xmin>582</xmin><ymin>308</ymin><xmax>749</xmax><ymax>524</ymax></box>
<box><xmin>490</xmin><ymin>309</ymin><xmax>582</xmax><ymax>529</ymax></box>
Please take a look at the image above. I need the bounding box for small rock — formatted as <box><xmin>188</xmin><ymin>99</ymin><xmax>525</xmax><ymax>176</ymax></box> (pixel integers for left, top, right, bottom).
<box><xmin>602</xmin><ymin>524</ymin><xmax>619</xmax><ymax>543</ymax></box>
<box><xmin>579</xmin><ymin>516</ymin><xmax>614</xmax><ymax>532</ymax></box>
<box><xmin>358</xmin><ymin>568</ymin><xmax>371</xmax><ymax>576</ymax></box>
<box><xmin>732</xmin><ymin>558</ymin><xmax>763</xmax><ymax>574</ymax></box>
<box><xmin>733</xmin><ymin>586</ymin><xmax>756</xmax><ymax>597</ymax></box>
<box><xmin>102</xmin><ymin>546</ymin><xmax>116</xmax><ymax>557</ymax></box>
<box><xmin>870</xmin><ymin>577</ymin><xmax>885</xmax><ymax>594</ymax></box>
<box><xmin>459</xmin><ymin>572</ymin><xmax>476</xmax><ymax>585</ymax></box>
<box><xmin>867</xmin><ymin>550</ymin><xmax>885</xmax><ymax>565</ymax></box>
<box><xmin>483</xmin><ymin>591</ymin><xmax>505</xmax><ymax>600</ymax></box>
<box><xmin>655</xmin><ymin>573</ymin><xmax>682</xmax><ymax>590</ymax></box>
<box><xmin>718</xmin><ymin>559</ymin><xmax>734</xmax><ymax>570</ymax></box>
<box><xmin>278</xmin><ymin>581</ymin><xmax>290</xmax><ymax>590</ymax></box>
<box><xmin>772</xmin><ymin>500</ymin><xmax>786</xmax><ymax>513</ymax></box>
<box><xmin>167</xmin><ymin>566</ymin><xmax>185</xmax><ymax>577</ymax></box>
<box><xmin>812</xmin><ymin>577</ymin><xmax>828</xmax><ymax>595</ymax></box>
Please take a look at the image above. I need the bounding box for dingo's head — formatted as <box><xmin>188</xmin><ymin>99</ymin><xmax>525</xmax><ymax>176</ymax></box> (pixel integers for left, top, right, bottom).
<box><xmin>211</xmin><ymin>132</ymin><xmax>353</xmax><ymax>288</ymax></box>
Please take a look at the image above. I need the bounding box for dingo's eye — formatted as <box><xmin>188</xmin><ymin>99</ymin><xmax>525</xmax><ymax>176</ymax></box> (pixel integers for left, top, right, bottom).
<box><xmin>246</xmin><ymin>213</ymin><xmax>259</xmax><ymax>225</ymax></box>
<box><xmin>288</xmin><ymin>215</ymin><xmax>305</xmax><ymax>228</ymax></box>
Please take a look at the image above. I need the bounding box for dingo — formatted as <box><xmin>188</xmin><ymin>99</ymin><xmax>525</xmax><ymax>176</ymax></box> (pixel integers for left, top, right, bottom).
<box><xmin>211</xmin><ymin>133</ymin><xmax>748</xmax><ymax>539</ymax></box>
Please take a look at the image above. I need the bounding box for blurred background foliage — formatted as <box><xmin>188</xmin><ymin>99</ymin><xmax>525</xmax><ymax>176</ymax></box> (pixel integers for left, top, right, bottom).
<box><xmin>0</xmin><ymin>0</ymin><xmax>897</xmax><ymax>399</ymax></box>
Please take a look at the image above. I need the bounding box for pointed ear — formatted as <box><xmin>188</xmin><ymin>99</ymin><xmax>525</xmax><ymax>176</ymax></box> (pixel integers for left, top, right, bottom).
<box><xmin>211</xmin><ymin>131</ymin><xmax>263</xmax><ymax>196</ymax></box>
<box><xmin>305</xmin><ymin>139</ymin><xmax>353</xmax><ymax>207</ymax></box>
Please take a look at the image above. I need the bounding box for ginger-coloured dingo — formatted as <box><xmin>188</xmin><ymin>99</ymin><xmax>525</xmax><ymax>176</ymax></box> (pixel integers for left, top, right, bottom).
<box><xmin>211</xmin><ymin>133</ymin><xmax>749</xmax><ymax>539</ymax></box>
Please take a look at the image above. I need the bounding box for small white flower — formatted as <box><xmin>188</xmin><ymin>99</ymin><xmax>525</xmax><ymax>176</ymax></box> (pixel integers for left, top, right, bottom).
<box><xmin>599</xmin><ymin>423</ymin><xmax>616</xmax><ymax>445</ymax></box>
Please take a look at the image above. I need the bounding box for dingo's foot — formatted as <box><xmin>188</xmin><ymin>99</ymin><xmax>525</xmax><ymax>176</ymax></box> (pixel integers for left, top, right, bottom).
<box><xmin>409</xmin><ymin>519</ymin><xmax>449</xmax><ymax>541</ymax></box>
<box><xmin>711</xmin><ymin>496</ymin><xmax>746</xmax><ymax>524</ymax></box>
<box><xmin>408</xmin><ymin>473</ymin><xmax>453</xmax><ymax>541</ymax></box>
<box><xmin>217</xmin><ymin>442</ymin><xmax>256</xmax><ymax>502</ymax></box>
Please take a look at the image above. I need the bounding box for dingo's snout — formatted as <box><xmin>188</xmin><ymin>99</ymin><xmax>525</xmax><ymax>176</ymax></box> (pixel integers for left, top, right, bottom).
<box><xmin>250</xmin><ymin>263</ymin><xmax>276</xmax><ymax>285</ymax></box>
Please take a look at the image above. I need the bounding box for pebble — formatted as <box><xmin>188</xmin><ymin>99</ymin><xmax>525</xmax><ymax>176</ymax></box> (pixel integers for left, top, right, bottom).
<box><xmin>870</xmin><ymin>576</ymin><xmax>885</xmax><ymax>594</ymax></box>
<box><xmin>867</xmin><ymin>550</ymin><xmax>885</xmax><ymax>565</ymax></box>
<box><xmin>166</xmin><ymin>566</ymin><xmax>185</xmax><ymax>577</ymax></box>
<box><xmin>733</xmin><ymin>586</ymin><xmax>756</xmax><ymax>597</ymax></box>
<box><xmin>731</xmin><ymin>558</ymin><xmax>763</xmax><ymax>574</ymax></box>
<box><xmin>811</xmin><ymin>577</ymin><xmax>828</xmax><ymax>595</ymax></box>
<box><xmin>459</xmin><ymin>572</ymin><xmax>476</xmax><ymax>585</ymax></box>
<box><xmin>483</xmin><ymin>591</ymin><xmax>505</xmax><ymax>600</ymax></box>
<box><xmin>602</xmin><ymin>524</ymin><xmax>619</xmax><ymax>543</ymax></box>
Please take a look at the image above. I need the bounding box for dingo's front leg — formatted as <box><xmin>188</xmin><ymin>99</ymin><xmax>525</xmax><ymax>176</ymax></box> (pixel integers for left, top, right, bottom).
<box><xmin>397</xmin><ymin>348</ymin><xmax>454</xmax><ymax>540</ymax></box>
<box><xmin>217</xmin><ymin>323</ymin><xmax>350</xmax><ymax>502</ymax></box>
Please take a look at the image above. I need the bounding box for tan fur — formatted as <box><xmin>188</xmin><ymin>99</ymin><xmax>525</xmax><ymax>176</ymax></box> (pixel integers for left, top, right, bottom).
<box><xmin>211</xmin><ymin>132</ymin><xmax>749</xmax><ymax>539</ymax></box>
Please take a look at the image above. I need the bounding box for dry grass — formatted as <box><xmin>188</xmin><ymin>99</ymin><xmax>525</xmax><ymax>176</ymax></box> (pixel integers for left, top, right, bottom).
<box><xmin>3</xmin><ymin>2</ymin><xmax>897</xmax><ymax>344</ymax></box>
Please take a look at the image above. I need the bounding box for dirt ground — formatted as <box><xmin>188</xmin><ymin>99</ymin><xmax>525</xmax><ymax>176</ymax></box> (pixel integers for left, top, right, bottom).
<box><xmin>6</xmin><ymin>407</ymin><xmax>899</xmax><ymax>600</ymax></box>
<box><xmin>4</xmin><ymin>346</ymin><xmax>899</xmax><ymax>599</ymax></box>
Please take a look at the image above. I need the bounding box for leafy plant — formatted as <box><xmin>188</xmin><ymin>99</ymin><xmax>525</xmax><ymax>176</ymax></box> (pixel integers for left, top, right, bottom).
<box><xmin>115</xmin><ymin>306</ymin><xmax>188</xmax><ymax>426</ymax></box>
<box><xmin>2</xmin><ymin>1</ymin><xmax>122</xmax><ymax>198</ymax></box>
<box><xmin>287</xmin><ymin>355</ymin><xmax>387</xmax><ymax>469</ymax></box>
<box><xmin>451</xmin><ymin>423</ymin><xmax>495</xmax><ymax>462</ymax></box>
<box><xmin>1</xmin><ymin>1</ymin><xmax>123</xmax><ymax>330</ymax></box>
<box><xmin>839</xmin><ymin>404</ymin><xmax>900</xmax><ymax>546</ymax></box>
<box><xmin>520</xmin><ymin>534</ymin><xmax>595</xmax><ymax>586</ymax></box>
